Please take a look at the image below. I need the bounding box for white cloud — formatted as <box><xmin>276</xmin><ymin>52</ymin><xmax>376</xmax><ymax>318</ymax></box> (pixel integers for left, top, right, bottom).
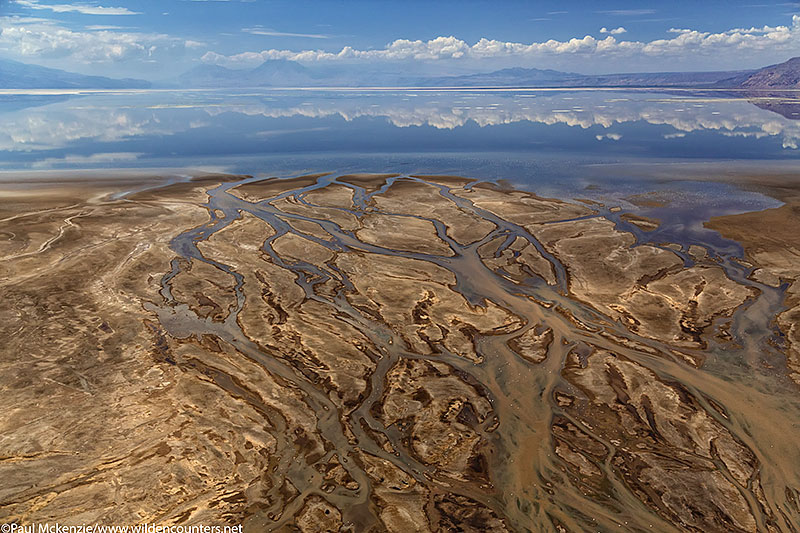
<box><xmin>202</xmin><ymin>15</ymin><xmax>800</xmax><ymax>68</ymax></box>
<box><xmin>670</xmin><ymin>24</ymin><xmax>787</xmax><ymax>35</ymax></box>
<box><xmin>598</xmin><ymin>9</ymin><xmax>656</xmax><ymax>16</ymax></box>
<box><xmin>0</xmin><ymin>16</ymin><xmax>193</xmax><ymax>63</ymax></box>
<box><xmin>14</xmin><ymin>0</ymin><xmax>139</xmax><ymax>16</ymax></box>
<box><xmin>600</xmin><ymin>27</ymin><xmax>627</xmax><ymax>35</ymax></box>
<box><xmin>243</xmin><ymin>27</ymin><xmax>329</xmax><ymax>39</ymax></box>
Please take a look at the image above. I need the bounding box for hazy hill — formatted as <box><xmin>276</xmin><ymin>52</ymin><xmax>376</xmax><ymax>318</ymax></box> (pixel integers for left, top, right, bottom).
<box><xmin>435</xmin><ymin>67</ymin><xmax>754</xmax><ymax>88</ymax></box>
<box><xmin>717</xmin><ymin>57</ymin><xmax>800</xmax><ymax>89</ymax></box>
<box><xmin>177</xmin><ymin>62</ymin><xmax>752</xmax><ymax>88</ymax></box>
<box><xmin>173</xmin><ymin>57</ymin><xmax>800</xmax><ymax>89</ymax></box>
<box><xmin>247</xmin><ymin>59</ymin><xmax>315</xmax><ymax>85</ymax></box>
<box><xmin>574</xmin><ymin>70</ymin><xmax>754</xmax><ymax>87</ymax></box>
<box><xmin>422</xmin><ymin>67</ymin><xmax>581</xmax><ymax>87</ymax></box>
<box><xmin>0</xmin><ymin>58</ymin><xmax>150</xmax><ymax>89</ymax></box>
<box><xmin>177</xmin><ymin>64</ymin><xmax>238</xmax><ymax>87</ymax></box>
<box><xmin>179</xmin><ymin>59</ymin><xmax>316</xmax><ymax>87</ymax></box>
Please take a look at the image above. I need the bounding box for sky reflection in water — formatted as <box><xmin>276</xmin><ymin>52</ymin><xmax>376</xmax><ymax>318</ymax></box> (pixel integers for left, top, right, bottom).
<box><xmin>2</xmin><ymin>89</ymin><xmax>800</xmax><ymax>175</ymax></box>
<box><xmin>1</xmin><ymin>87</ymin><xmax>794</xmax><ymax>262</ymax></box>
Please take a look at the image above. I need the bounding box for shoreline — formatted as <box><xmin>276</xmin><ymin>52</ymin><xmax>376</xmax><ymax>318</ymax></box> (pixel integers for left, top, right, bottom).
<box><xmin>3</xmin><ymin>87</ymin><xmax>800</xmax><ymax>95</ymax></box>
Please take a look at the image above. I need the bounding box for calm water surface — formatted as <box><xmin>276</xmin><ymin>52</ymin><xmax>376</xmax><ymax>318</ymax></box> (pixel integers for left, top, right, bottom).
<box><xmin>1</xmin><ymin>87</ymin><xmax>798</xmax><ymax>214</ymax></box>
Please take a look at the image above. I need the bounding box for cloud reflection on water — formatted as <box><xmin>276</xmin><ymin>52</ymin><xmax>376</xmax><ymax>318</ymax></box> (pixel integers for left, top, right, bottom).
<box><xmin>2</xmin><ymin>90</ymin><xmax>800</xmax><ymax>169</ymax></box>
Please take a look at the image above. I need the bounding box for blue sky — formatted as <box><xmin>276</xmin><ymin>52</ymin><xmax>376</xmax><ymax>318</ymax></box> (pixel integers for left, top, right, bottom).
<box><xmin>1</xmin><ymin>0</ymin><xmax>799</xmax><ymax>79</ymax></box>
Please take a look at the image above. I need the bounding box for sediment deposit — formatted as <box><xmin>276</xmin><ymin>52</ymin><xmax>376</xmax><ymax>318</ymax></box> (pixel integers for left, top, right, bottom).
<box><xmin>1</xmin><ymin>172</ymin><xmax>798</xmax><ymax>532</ymax></box>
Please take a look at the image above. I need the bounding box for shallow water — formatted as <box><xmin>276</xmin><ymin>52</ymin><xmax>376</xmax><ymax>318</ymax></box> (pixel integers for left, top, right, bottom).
<box><xmin>140</xmin><ymin>171</ymin><xmax>800</xmax><ymax>531</ymax></box>
<box><xmin>2</xmin><ymin>88</ymin><xmax>800</xmax><ymax>175</ymax></box>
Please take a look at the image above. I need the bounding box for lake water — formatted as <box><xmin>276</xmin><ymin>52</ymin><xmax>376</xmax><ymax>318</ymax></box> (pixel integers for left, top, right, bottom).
<box><xmin>1</xmin><ymin>87</ymin><xmax>796</xmax><ymax>233</ymax></box>
<box><xmin>2</xmin><ymin>88</ymin><xmax>799</xmax><ymax>174</ymax></box>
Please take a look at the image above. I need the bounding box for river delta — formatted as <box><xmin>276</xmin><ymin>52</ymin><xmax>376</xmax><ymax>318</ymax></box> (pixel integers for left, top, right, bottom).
<box><xmin>1</xmin><ymin>169</ymin><xmax>799</xmax><ymax>532</ymax></box>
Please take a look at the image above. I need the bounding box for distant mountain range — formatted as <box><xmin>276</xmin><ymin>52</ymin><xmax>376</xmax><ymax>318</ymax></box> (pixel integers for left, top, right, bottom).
<box><xmin>176</xmin><ymin>61</ymin><xmax>754</xmax><ymax>89</ymax></box>
<box><xmin>179</xmin><ymin>60</ymin><xmax>317</xmax><ymax>88</ymax></box>
<box><xmin>177</xmin><ymin>56</ymin><xmax>800</xmax><ymax>89</ymax></box>
<box><xmin>0</xmin><ymin>58</ymin><xmax>150</xmax><ymax>89</ymax></box>
<box><xmin>423</xmin><ymin>68</ymin><xmax>753</xmax><ymax>88</ymax></box>
<box><xmin>177</xmin><ymin>59</ymin><xmax>415</xmax><ymax>87</ymax></box>
<box><xmin>5</xmin><ymin>56</ymin><xmax>800</xmax><ymax>90</ymax></box>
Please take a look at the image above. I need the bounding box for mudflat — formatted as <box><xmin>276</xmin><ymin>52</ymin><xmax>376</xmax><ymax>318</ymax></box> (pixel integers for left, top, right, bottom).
<box><xmin>1</xmin><ymin>172</ymin><xmax>798</xmax><ymax>532</ymax></box>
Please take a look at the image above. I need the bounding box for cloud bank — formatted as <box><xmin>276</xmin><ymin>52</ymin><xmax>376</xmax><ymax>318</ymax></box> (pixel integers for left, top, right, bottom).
<box><xmin>201</xmin><ymin>16</ymin><xmax>800</xmax><ymax>68</ymax></box>
<box><xmin>0</xmin><ymin>16</ymin><xmax>193</xmax><ymax>63</ymax></box>
<box><xmin>13</xmin><ymin>0</ymin><xmax>140</xmax><ymax>16</ymax></box>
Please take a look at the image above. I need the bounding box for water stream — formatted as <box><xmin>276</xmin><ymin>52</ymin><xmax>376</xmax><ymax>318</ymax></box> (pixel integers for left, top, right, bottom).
<box><xmin>146</xmin><ymin>173</ymin><xmax>800</xmax><ymax>532</ymax></box>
